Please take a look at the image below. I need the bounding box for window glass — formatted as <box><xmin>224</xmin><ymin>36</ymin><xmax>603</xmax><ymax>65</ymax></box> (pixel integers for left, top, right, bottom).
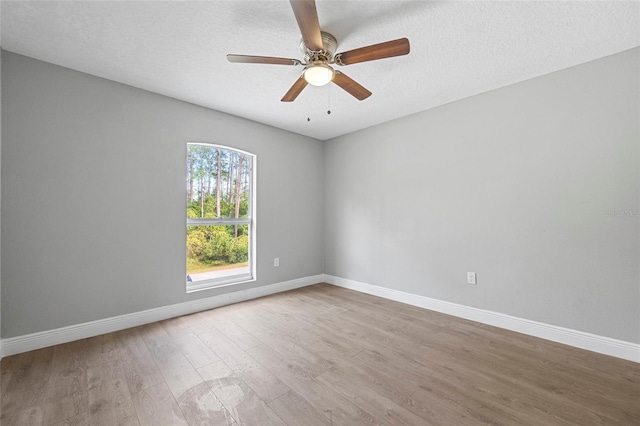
<box><xmin>186</xmin><ymin>144</ymin><xmax>254</xmax><ymax>291</ymax></box>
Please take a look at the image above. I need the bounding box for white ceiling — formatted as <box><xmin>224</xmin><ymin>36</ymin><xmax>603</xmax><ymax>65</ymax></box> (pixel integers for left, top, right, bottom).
<box><xmin>1</xmin><ymin>1</ymin><xmax>639</xmax><ymax>140</ymax></box>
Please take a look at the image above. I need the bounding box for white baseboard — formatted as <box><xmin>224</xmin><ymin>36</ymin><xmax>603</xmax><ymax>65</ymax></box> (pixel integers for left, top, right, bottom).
<box><xmin>323</xmin><ymin>274</ymin><xmax>640</xmax><ymax>363</ymax></box>
<box><xmin>0</xmin><ymin>275</ymin><xmax>322</xmax><ymax>359</ymax></box>
<box><xmin>4</xmin><ymin>274</ymin><xmax>638</xmax><ymax>364</ymax></box>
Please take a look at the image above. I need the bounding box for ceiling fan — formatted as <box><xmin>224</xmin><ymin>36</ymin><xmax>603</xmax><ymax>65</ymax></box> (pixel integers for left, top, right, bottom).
<box><xmin>227</xmin><ymin>0</ymin><xmax>410</xmax><ymax>102</ymax></box>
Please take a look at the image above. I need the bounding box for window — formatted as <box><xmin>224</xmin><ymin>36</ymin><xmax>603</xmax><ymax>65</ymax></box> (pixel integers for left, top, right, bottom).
<box><xmin>186</xmin><ymin>143</ymin><xmax>255</xmax><ymax>292</ymax></box>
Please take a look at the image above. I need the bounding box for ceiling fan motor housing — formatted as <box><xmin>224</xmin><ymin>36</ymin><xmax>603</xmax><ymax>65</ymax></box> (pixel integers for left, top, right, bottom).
<box><xmin>301</xmin><ymin>31</ymin><xmax>337</xmax><ymax>64</ymax></box>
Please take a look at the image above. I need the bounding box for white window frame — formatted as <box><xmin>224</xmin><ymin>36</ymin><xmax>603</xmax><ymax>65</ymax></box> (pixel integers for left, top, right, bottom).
<box><xmin>186</xmin><ymin>143</ymin><xmax>256</xmax><ymax>292</ymax></box>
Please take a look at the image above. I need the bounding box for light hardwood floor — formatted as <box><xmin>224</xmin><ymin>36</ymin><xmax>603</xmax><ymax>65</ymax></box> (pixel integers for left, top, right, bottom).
<box><xmin>1</xmin><ymin>283</ymin><xmax>639</xmax><ymax>425</ymax></box>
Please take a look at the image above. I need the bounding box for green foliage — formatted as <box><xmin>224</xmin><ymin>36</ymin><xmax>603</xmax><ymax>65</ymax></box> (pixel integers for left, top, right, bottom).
<box><xmin>229</xmin><ymin>235</ymin><xmax>249</xmax><ymax>263</ymax></box>
<box><xmin>186</xmin><ymin>193</ymin><xmax>249</xmax><ymax>219</ymax></box>
<box><xmin>186</xmin><ymin>225</ymin><xmax>249</xmax><ymax>268</ymax></box>
<box><xmin>187</xmin><ymin>203</ymin><xmax>200</xmax><ymax>219</ymax></box>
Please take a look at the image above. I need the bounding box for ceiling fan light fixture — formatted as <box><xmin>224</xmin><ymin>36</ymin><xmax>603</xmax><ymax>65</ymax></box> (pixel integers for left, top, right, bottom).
<box><xmin>303</xmin><ymin>64</ymin><xmax>334</xmax><ymax>86</ymax></box>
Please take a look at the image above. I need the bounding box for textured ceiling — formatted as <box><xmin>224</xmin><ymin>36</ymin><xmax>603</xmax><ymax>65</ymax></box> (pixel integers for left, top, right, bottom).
<box><xmin>2</xmin><ymin>1</ymin><xmax>639</xmax><ymax>140</ymax></box>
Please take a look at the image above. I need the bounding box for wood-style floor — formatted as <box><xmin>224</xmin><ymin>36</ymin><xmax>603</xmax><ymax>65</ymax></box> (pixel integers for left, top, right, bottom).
<box><xmin>1</xmin><ymin>283</ymin><xmax>639</xmax><ymax>425</ymax></box>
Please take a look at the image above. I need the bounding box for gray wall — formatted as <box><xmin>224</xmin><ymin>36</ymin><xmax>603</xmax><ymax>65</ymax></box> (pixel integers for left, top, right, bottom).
<box><xmin>324</xmin><ymin>48</ymin><xmax>640</xmax><ymax>343</ymax></box>
<box><xmin>1</xmin><ymin>52</ymin><xmax>324</xmax><ymax>338</ymax></box>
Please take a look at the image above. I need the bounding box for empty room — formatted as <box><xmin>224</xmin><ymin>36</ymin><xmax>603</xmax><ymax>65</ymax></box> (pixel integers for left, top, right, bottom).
<box><xmin>1</xmin><ymin>1</ymin><xmax>639</xmax><ymax>425</ymax></box>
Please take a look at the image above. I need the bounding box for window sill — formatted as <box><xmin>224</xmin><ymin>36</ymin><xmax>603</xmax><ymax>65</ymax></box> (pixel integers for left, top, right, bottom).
<box><xmin>186</xmin><ymin>274</ymin><xmax>255</xmax><ymax>293</ymax></box>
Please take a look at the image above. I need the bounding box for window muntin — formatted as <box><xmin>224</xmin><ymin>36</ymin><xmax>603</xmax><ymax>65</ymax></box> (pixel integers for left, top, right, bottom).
<box><xmin>186</xmin><ymin>143</ymin><xmax>255</xmax><ymax>291</ymax></box>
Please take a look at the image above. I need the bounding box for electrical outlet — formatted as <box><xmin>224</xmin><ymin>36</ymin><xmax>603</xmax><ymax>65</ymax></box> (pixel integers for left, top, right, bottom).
<box><xmin>467</xmin><ymin>272</ymin><xmax>477</xmax><ymax>285</ymax></box>
<box><xmin>274</xmin><ymin>257</ymin><xmax>280</xmax><ymax>267</ymax></box>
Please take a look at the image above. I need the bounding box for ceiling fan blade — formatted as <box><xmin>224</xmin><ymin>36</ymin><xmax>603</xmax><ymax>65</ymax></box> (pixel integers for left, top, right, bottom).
<box><xmin>227</xmin><ymin>54</ymin><xmax>301</xmax><ymax>66</ymax></box>
<box><xmin>289</xmin><ymin>0</ymin><xmax>323</xmax><ymax>51</ymax></box>
<box><xmin>281</xmin><ymin>77</ymin><xmax>308</xmax><ymax>102</ymax></box>
<box><xmin>335</xmin><ymin>38</ymin><xmax>410</xmax><ymax>66</ymax></box>
<box><xmin>332</xmin><ymin>71</ymin><xmax>372</xmax><ymax>101</ymax></box>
